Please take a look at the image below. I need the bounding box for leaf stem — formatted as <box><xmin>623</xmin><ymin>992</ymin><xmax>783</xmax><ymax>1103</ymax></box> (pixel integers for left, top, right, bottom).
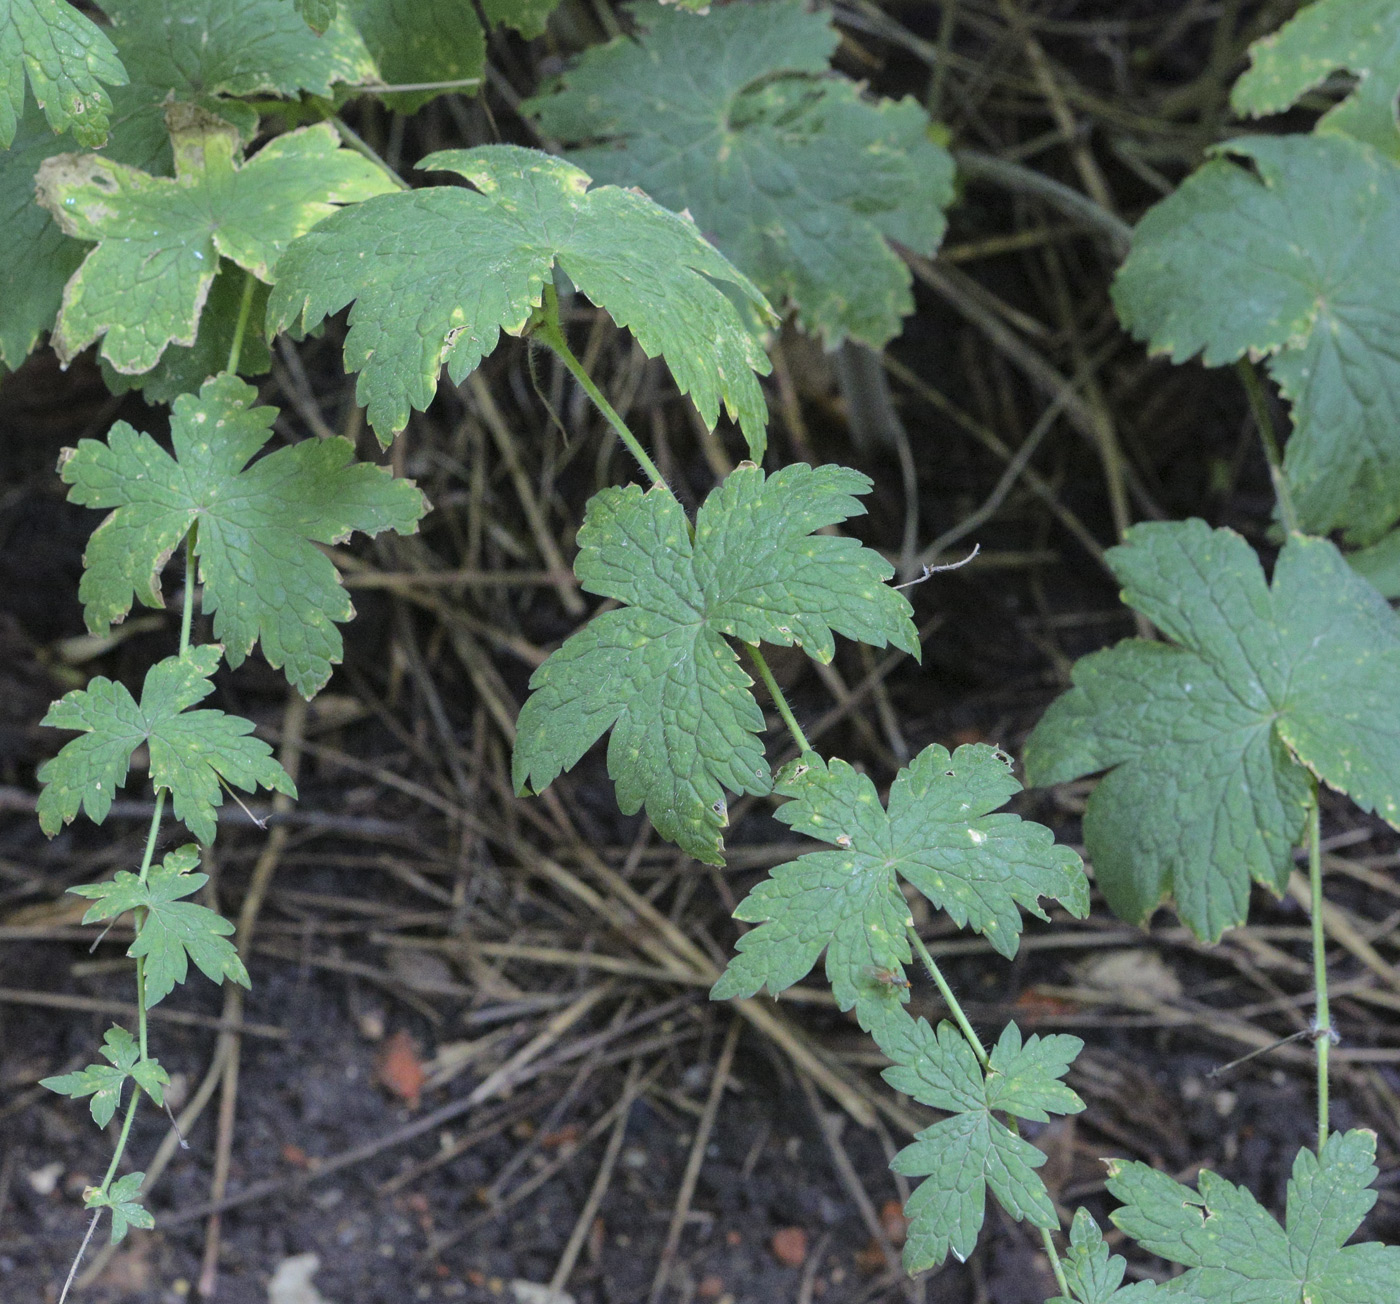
<box><xmin>1040</xmin><ymin>1226</ymin><xmax>1070</xmax><ymax>1297</ymax></box>
<box><xmin>226</xmin><ymin>270</ymin><xmax>258</xmax><ymax>377</ymax></box>
<box><xmin>179</xmin><ymin>529</ymin><xmax>197</xmax><ymax>656</ymax></box>
<box><xmin>533</xmin><ymin>286</ymin><xmax>668</xmax><ymax>490</ymax></box>
<box><xmin>747</xmin><ymin>645</ymin><xmax>810</xmax><ymax>753</ymax></box>
<box><xmin>1307</xmin><ymin>787</ymin><xmax>1331</xmax><ymax>1150</ymax></box>
<box><xmin>1235</xmin><ymin>360</ymin><xmax>1299</xmax><ymax>535</ymax></box>
<box><xmin>330</xmin><ymin>117</ymin><xmax>410</xmax><ymax>191</ymax></box>
<box><xmin>906</xmin><ymin>925</ymin><xmax>988</xmax><ymax>1067</ymax></box>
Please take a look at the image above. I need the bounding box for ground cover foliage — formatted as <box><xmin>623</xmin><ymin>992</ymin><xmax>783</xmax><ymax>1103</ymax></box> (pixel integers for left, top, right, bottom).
<box><xmin>2</xmin><ymin>1</ymin><xmax>1400</xmax><ymax>1301</ymax></box>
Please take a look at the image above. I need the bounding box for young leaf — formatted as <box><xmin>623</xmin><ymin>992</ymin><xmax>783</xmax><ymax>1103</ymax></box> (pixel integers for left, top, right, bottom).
<box><xmin>60</xmin><ymin>373</ymin><xmax>428</xmax><ymax>696</ymax></box>
<box><xmin>85</xmin><ymin>1171</ymin><xmax>154</xmax><ymax>1244</ymax></box>
<box><xmin>1050</xmin><ymin>1209</ymin><xmax>1163</xmax><ymax>1304</ymax></box>
<box><xmin>37</xmin><ymin>112</ymin><xmax>396</xmax><ymax>374</ymax></box>
<box><xmin>36</xmin><ymin>645</ymin><xmax>297</xmax><ymax>845</ymax></box>
<box><xmin>267</xmin><ymin>144</ymin><xmax>774</xmax><ymax>454</ymax></box>
<box><xmin>293</xmin><ymin>0</ymin><xmax>336</xmax><ymax>32</ymax></box>
<box><xmin>527</xmin><ymin>0</ymin><xmax>955</xmax><ymax>350</ymax></box>
<box><xmin>513</xmin><ymin>463</ymin><xmax>917</xmax><ymax>864</ymax></box>
<box><xmin>876</xmin><ymin>1014</ymin><xmax>1084</xmax><ymax>1271</ymax></box>
<box><xmin>1233</xmin><ymin>0</ymin><xmax>1400</xmax><ymax>160</ymax></box>
<box><xmin>73</xmin><ymin>844</ymin><xmax>250</xmax><ymax>1005</ymax></box>
<box><xmin>40</xmin><ymin>1025</ymin><xmax>169</xmax><ymax>1128</ymax></box>
<box><xmin>711</xmin><ymin>744</ymin><xmax>1087</xmax><ymax>1007</ymax></box>
<box><xmin>0</xmin><ymin>0</ymin><xmax>127</xmax><ymax>149</ymax></box>
<box><xmin>1113</xmin><ymin>134</ymin><xmax>1400</xmax><ymax>543</ymax></box>
<box><xmin>1024</xmin><ymin>521</ymin><xmax>1400</xmax><ymax>941</ymax></box>
<box><xmin>1107</xmin><ymin>1129</ymin><xmax>1400</xmax><ymax>1302</ymax></box>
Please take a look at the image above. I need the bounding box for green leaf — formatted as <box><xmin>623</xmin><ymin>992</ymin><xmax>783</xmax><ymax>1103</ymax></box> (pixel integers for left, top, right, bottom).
<box><xmin>36</xmin><ymin>111</ymin><xmax>395</xmax><ymax>375</ymax></box>
<box><xmin>528</xmin><ymin>0</ymin><xmax>954</xmax><ymax>350</ymax></box>
<box><xmin>0</xmin><ymin>0</ymin><xmax>127</xmax><ymax>148</ymax></box>
<box><xmin>72</xmin><ymin>844</ymin><xmax>250</xmax><ymax>1005</ymax></box>
<box><xmin>1049</xmin><ymin>1209</ymin><xmax>1164</xmax><ymax>1304</ymax></box>
<box><xmin>294</xmin><ymin>0</ymin><xmax>336</xmax><ymax>32</ymax></box>
<box><xmin>40</xmin><ymin>1025</ymin><xmax>168</xmax><ymax>1128</ymax></box>
<box><xmin>1112</xmin><ymin>134</ymin><xmax>1400</xmax><ymax>543</ymax></box>
<box><xmin>1024</xmin><ymin>520</ymin><xmax>1400</xmax><ymax>940</ymax></box>
<box><xmin>513</xmin><ymin>462</ymin><xmax>917</xmax><ymax>863</ymax></box>
<box><xmin>1233</xmin><ymin>0</ymin><xmax>1400</xmax><ymax>160</ymax></box>
<box><xmin>36</xmin><ymin>645</ymin><xmax>297</xmax><ymax>845</ymax></box>
<box><xmin>875</xmin><ymin>1014</ymin><xmax>1083</xmax><ymax>1271</ymax></box>
<box><xmin>267</xmin><ymin>143</ymin><xmax>774</xmax><ymax>454</ymax></box>
<box><xmin>1107</xmin><ymin>1129</ymin><xmax>1400</xmax><ymax>1303</ymax></box>
<box><xmin>86</xmin><ymin>1170</ymin><xmax>154</xmax><ymax>1244</ymax></box>
<box><xmin>61</xmin><ymin>373</ymin><xmax>428</xmax><ymax>696</ymax></box>
<box><xmin>1349</xmin><ymin>526</ymin><xmax>1400</xmax><ymax>599</ymax></box>
<box><xmin>712</xmin><ymin>743</ymin><xmax>1086</xmax><ymax>1006</ymax></box>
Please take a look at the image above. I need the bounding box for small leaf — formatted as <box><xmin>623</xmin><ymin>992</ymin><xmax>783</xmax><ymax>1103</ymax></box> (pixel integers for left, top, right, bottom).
<box><xmin>874</xmin><ymin>1012</ymin><xmax>1084</xmax><ymax>1271</ymax></box>
<box><xmin>1113</xmin><ymin>134</ymin><xmax>1400</xmax><ymax>542</ymax></box>
<box><xmin>0</xmin><ymin>0</ymin><xmax>128</xmax><ymax>149</ymax></box>
<box><xmin>85</xmin><ymin>1170</ymin><xmax>154</xmax><ymax>1245</ymax></box>
<box><xmin>268</xmin><ymin>144</ymin><xmax>774</xmax><ymax>453</ymax></box>
<box><xmin>528</xmin><ymin>0</ymin><xmax>955</xmax><ymax>349</ymax></box>
<box><xmin>61</xmin><ymin>373</ymin><xmax>428</xmax><ymax>696</ymax></box>
<box><xmin>1233</xmin><ymin>0</ymin><xmax>1400</xmax><ymax>160</ymax></box>
<box><xmin>1107</xmin><ymin>1129</ymin><xmax>1400</xmax><ymax>1301</ymax></box>
<box><xmin>513</xmin><ymin>462</ymin><xmax>917</xmax><ymax>863</ymax></box>
<box><xmin>73</xmin><ymin>844</ymin><xmax>250</xmax><ymax>1005</ymax></box>
<box><xmin>40</xmin><ymin>1025</ymin><xmax>167</xmax><ymax>1128</ymax></box>
<box><xmin>37</xmin><ymin>645</ymin><xmax>297</xmax><ymax>845</ymax></box>
<box><xmin>712</xmin><ymin>744</ymin><xmax>1086</xmax><ymax>1007</ymax></box>
<box><xmin>36</xmin><ymin>111</ymin><xmax>396</xmax><ymax>374</ymax></box>
<box><xmin>1024</xmin><ymin>521</ymin><xmax>1400</xmax><ymax>940</ymax></box>
<box><xmin>1048</xmin><ymin>1209</ymin><xmax>1164</xmax><ymax>1304</ymax></box>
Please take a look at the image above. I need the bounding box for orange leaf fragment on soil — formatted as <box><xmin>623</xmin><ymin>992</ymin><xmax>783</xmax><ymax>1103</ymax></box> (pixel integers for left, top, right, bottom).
<box><xmin>375</xmin><ymin>1029</ymin><xmax>426</xmax><ymax>1109</ymax></box>
<box><xmin>771</xmin><ymin>1226</ymin><xmax>808</xmax><ymax>1267</ymax></box>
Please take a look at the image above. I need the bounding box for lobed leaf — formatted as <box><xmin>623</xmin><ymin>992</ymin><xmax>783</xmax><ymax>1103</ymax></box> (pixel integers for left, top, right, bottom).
<box><xmin>1113</xmin><ymin>134</ymin><xmax>1400</xmax><ymax>543</ymax></box>
<box><xmin>1107</xmin><ymin>1129</ymin><xmax>1400</xmax><ymax>1301</ymax></box>
<box><xmin>86</xmin><ymin>1170</ymin><xmax>153</xmax><ymax>1244</ymax></box>
<box><xmin>712</xmin><ymin>743</ymin><xmax>1086</xmax><ymax>1007</ymax></box>
<box><xmin>40</xmin><ymin>1025</ymin><xmax>168</xmax><ymax>1128</ymax></box>
<box><xmin>36</xmin><ymin>644</ymin><xmax>297</xmax><ymax>845</ymax></box>
<box><xmin>513</xmin><ymin>462</ymin><xmax>917</xmax><ymax>863</ymax></box>
<box><xmin>1049</xmin><ymin>1209</ymin><xmax>1164</xmax><ymax>1304</ymax></box>
<box><xmin>528</xmin><ymin>0</ymin><xmax>954</xmax><ymax>349</ymax></box>
<box><xmin>1025</xmin><ymin>520</ymin><xmax>1400</xmax><ymax>940</ymax></box>
<box><xmin>268</xmin><ymin>144</ymin><xmax>774</xmax><ymax>453</ymax></box>
<box><xmin>0</xmin><ymin>0</ymin><xmax>127</xmax><ymax>149</ymax></box>
<box><xmin>60</xmin><ymin>373</ymin><xmax>428</xmax><ymax>696</ymax></box>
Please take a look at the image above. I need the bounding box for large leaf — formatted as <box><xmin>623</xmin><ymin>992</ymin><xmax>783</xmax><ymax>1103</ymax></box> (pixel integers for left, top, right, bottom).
<box><xmin>711</xmin><ymin>743</ymin><xmax>1087</xmax><ymax>1008</ymax></box>
<box><xmin>61</xmin><ymin>374</ymin><xmax>427</xmax><ymax>696</ymax></box>
<box><xmin>269</xmin><ymin>144</ymin><xmax>773</xmax><ymax>453</ymax></box>
<box><xmin>40</xmin><ymin>1025</ymin><xmax>168</xmax><ymax>1127</ymax></box>
<box><xmin>0</xmin><ymin>0</ymin><xmax>127</xmax><ymax>148</ymax></box>
<box><xmin>1113</xmin><ymin>134</ymin><xmax>1400</xmax><ymax>543</ymax></box>
<box><xmin>512</xmin><ymin>462</ymin><xmax>917</xmax><ymax>863</ymax></box>
<box><xmin>528</xmin><ymin>0</ymin><xmax>954</xmax><ymax>350</ymax></box>
<box><xmin>37</xmin><ymin>111</ymin><xmax>395</xmax><ymax>374</ymax></box>
<box><xmin>36</xmin><ymin>645</ymin><xmax>297</xmax><ymax>845</ymax></box>
<box><xmin>1233</xmin><ymin>0</ymin><xmax>1400</xmax><ymax>160</ymax></box>
<box><xmin>1107</xmin><ymin>1130</ymin><xmax>1400</xmax><ymax>1302</ymax></box>
<box><xmin>1024</xmin><ymin>521</ymin><xmax>1400</xmax><ymax>940</ymax></box>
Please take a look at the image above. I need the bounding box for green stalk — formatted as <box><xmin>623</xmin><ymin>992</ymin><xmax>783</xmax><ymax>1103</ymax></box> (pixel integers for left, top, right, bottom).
<box><xmin>532</xmin><ymin>286</ymin><xmax>668</xmax><ymax>490</ymax></box>
<box><xmin>179</xmin><ymin>529</ymin><xmax>197</xmax><ymax>656</ymax></box>
<box><xmin>226</xmin><ymin>271</ymin><xmax>258</xmax><ymax>377</ymax></box>
<box><xmin>1041</xmin><ymin>1226</ymin><xmax>1070</xmax><ymax>1298</ymax></box>
<box><xmin>907</xmin><ymin>925</ymin><xmax>988</xmax><ymax>1067</ymax></box>
<box><xmin>1235</xmin><ymin>360</ymin><xmax>1299</xmax><ymax>535</ymax></box>
<box><xmin>1307</xmin><ymin>788</ymin><xmax>1331</xmax><ymax>1150</ymax></box>
<box><xmin>747</xmin><ymin>645</ymin><xmax>810</xmax><ymax>754</ymax></box>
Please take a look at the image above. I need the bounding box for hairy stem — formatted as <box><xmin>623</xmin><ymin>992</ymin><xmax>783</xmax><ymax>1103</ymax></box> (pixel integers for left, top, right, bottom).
<box><xmin>1235</xmin><ymin>360</ymin><xmax>1299</xmax><ymax>535</ymax></box>
<box><xmin>533</xmin><ymin>286</ymin><xmax>668</xmax><ymax>490</ymax></box>
<box><xmin>1308</xmin><ymin>789</ymin><xmax>1331</xmax><ymax>1149</ymax></box>
<box><xmin>226</xmin><ymin>271</ymin><xmax>257</xmax><ymax>377</ymax></box>
<box><xmin>906</xmin><ymin>925</ymin><xmax>988</xmax><ymax>1066</ymax></box>
<box><xmin>747</xmin><ymin>645</ymin><xmax>810</xmax><ymax>754</ymax></box>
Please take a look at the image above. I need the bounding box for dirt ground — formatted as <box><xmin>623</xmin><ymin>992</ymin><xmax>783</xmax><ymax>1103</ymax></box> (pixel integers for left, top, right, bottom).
<box><xmin>4</xmin><ymin>2</ymin><xmax>1400</xmax><ymax>1302</ymax></box>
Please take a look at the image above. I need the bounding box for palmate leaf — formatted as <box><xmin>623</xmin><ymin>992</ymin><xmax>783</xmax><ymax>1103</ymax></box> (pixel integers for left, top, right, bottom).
<box><xmin>1024</xmin><ymin>521</ymin><xmax>1400</xmax><ymax>941</ymax></box>
<box><xmin>268</xmin><ymin>144</ymin><xmax>773</xmax><ymax>453</ymax></box>
<box><xmin>36</xmin><ymin>110</ymin><xmax>395</xmax><ymax>375</ymax></box>
<box><xmin>712</xmin><ymin>744</ymin><xmax>1086</xmax><ymax>1008</ymax></box>
<box><xmin>0</xmin><ymin>0</ymin><xmax>127</xmax><ymax>149</ymax></box>
<box><xmin>1050</xmin><ymin>1210</ymin><xmax>1164</xmax><ymax>1304</ymax></box>
<box><xmin>40</xmin><ymin>1025</ymin><xmax>168</xmax><ymax>1128</ymax></box>
<box><xmin>1113</xmin><ymin>134</ymin><xmax>1400</xmax><ymax>543</ymax></box>
<box><xmin>86</xmin><ymin>1171</ymin><xmax>154</xmax><ymax>1245</ymax></box>
<box><xmin>513</xmin><ymin>463</ymin><xmax>917</xmax><ymax>863</ymax></box>
<box><xmin>72</xmin><ymin>845</ymin><xmax>249</xmax><ymax>1005</ymax></box>
<box><xmin>527</xmin><ymin>0</ymin><xmax>954</xmax><ymax>350</ymax></box>
<box><xmin>1107</xmin><ymin>1129</ymin><xmax>1400</xmax><ymax>1303</ymax></box>
<box><xmin>36</xmin><ymin>644</ymin><xmax>296</xmax><ymax>845</ymax></box>
<box><xmin>870</xmin><ymin>1012</ymin><xmax>1083</xmax><ymax>1272</ymax></box>
<box><xmin>61</xmin><ymin>373</ymin><xmax>428</xmax><ymax>696</ymax></box>
<box><xmin>1233</xmin><ymin>0</ymin><xmax>1400</xmax><ymax>160</ymax></box>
